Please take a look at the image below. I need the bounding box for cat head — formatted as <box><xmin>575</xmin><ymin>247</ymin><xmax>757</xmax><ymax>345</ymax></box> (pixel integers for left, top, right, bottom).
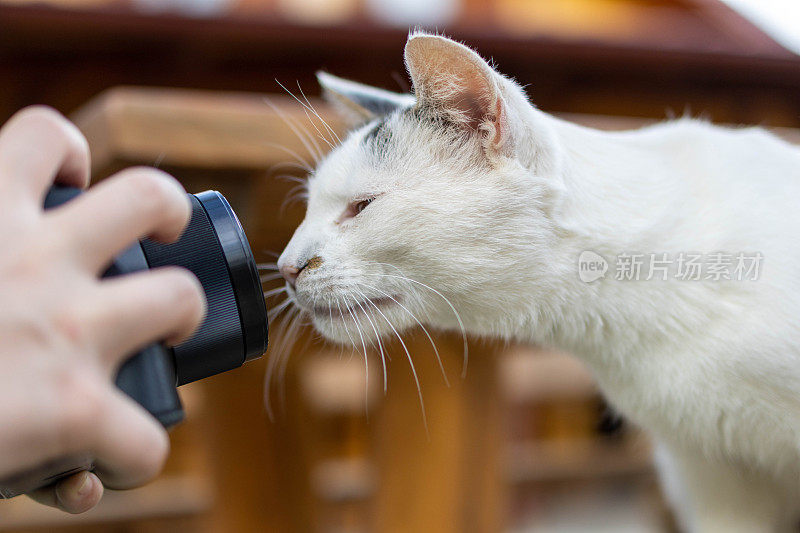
<box><xmin>277</xmin><ymin>32</ymin><xmax>567</xmax><ymax>345</ymax></box>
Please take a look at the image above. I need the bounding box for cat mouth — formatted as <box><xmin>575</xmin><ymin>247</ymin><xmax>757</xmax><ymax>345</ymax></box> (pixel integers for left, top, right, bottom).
<box><xmin>313</xmin><ymin>295</ymin><xmax>400</xmax><ymax>321</ymax></box>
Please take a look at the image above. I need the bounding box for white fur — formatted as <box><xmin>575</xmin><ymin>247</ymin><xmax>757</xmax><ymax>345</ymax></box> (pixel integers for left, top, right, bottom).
<box><xmin>278</xmin><ymin>33</ymin><xmax>800</xmax><ymax>531</ymax></box>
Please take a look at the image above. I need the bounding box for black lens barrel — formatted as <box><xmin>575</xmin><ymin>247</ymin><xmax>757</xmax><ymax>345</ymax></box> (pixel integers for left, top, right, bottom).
<box><xmin>195</xmin><ymin>191</ymin><xmax>268</xmax><ymax>364</ymax></box>
<box><xmin>141</xmin><ymin>191</ymin><xmax>268</xmax><ymax>385</ymax></box>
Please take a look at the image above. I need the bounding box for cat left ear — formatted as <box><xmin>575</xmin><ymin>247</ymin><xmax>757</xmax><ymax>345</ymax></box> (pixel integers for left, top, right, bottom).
<box><xmin>404</xmin><ymin>33</ymin><xmax>511</xmax><ymax>156</ymax></box>
<box><xmin>317</xmin><ymin>71</ymin><xmax>415</xmax><ymax>128</ymax></box>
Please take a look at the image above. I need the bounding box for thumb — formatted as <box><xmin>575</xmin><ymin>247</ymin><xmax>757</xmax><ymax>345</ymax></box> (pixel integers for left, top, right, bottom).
<box><xmin>27</xmin><ymin>471</ymin><xmax>103</xmax><ymax>514</ymax></box>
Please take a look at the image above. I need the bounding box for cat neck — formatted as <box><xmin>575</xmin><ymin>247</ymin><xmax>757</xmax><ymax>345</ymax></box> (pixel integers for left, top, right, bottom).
<box><xmin>510</xmin><ymin>112</ymin><xmax>711</xmax><ymax>363</ymax></box>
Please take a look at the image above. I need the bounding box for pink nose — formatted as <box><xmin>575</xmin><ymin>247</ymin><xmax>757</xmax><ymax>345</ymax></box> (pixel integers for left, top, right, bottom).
<box><xmin>280</xmin><ymin>264</ymin><xmax>300</xmax><ymax>287</ymax></box>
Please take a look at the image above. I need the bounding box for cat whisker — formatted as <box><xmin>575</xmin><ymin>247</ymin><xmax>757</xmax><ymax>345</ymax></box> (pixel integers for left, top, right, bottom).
<box><xmin>296</xmin><ymin>81</ymin><xmax>342</xmax><ymax>146</ymax></box>
<box><xmin>277</xmin><ymin>309</ymin><xmax>305</xmax><ymax>413</ymax></box>
<box><xmin>153</xmin><ymin>151</ymin><xmax>167</xmax><ymax>169</ymax></box>
<box><xmin>281</xmin><ymin>193</ymin><xmax>308</xmax><ymax>211</ymax></box>
<box><xmin>265</xmin><ymin>305</ymin><xmax>300</xmax><ymax>420</ymax></box>
<box><xmin>286</xmin><ymin>187</ymin><xmax>310</xmax><ymax>200</ymax></box>
<box><xmin>301</xmin><ymin>107</ymin><xmax>335</xmax><ymax>151</ymax></box>
<box><xmin>362</xmin><ymin>282</ymin><xmax>449</xmax><ymax>388</ymax></box>
<box><xmin>268</xmin><ymin>296</ymin><xmax>294</xmax><ymax>322</ymax></box>
<box><xmin>258</xmin><ymin>262</ymin><xmax>279</xmax><ymax>271</ymax></box>
<box><xmin>284</xmin><ymin>182</ymin><xmax>310</xmax><ymax>197</ymax></box>
<box><xmin>355</xmin><ymin>287</ymin><xmax>427</xmax><ymax>435</ymax></box>
<box><xmin>282</xmin><ymin>183</ymin><xmax>309</xmax><ymax>199</ymax></box>
<box><xmin>335</xmin><ymin>298</ymin><xmax>357</xmax><ymax>348</ymax></box>
<box><xmin>331</xmin><ymin>303</ymin><xmax>347</xmax><ymax>360</ymax></box>
<box><xmin>263</xmin><ymin>141</ymin><xmax>314</xmax><ymax>174</ymax></box>
<box><xmin>275</xmin><ymin>80</ymin><xmax>337</xmax><ymax>150</ymax></box>
<box><xmin>260</xmin><ymin>272</ymin><xmax>285</xmax><ymax>282</ymax></box>
<box><xmin>264</xmin><ymin>96</ymin><xmax>322</xmax><ymax>164</ymax></box>
<box><xmin>366</xmin><ymin>272</ymin><xmax>469</xmax><ymax>379</ymax></box>
<box><xmin>270</xmin><ymin>162</ymin><xmax>312</xmax><ymax>176</ymax></box>
<box><xmin>328</xmin><ymin>305</ymin><xmax>336</xmax><ymax>344</ymax></box>
<box><xmin>343</xmin><ymin>293</ymin><xmax>370</xmax><ymax>418</ymax></box>
<box><xmin>280</xmin><ymin>183</ymin><xmax>310</xmax><ymax>215</ymax></box>
<box><xmin>268</xmin><ymin>311</ymin><xmax>295</xmax><ymax>418</ymax></box>
<box><xmin>282</xmin><ymin>191</ymin><xmax>309</xmax><ymax>208</ymax></box>
<box><xmin>271</xmin><ymin>173</ymin><xmax>309</xmax><ymax>191</ymax></box>
<box><xmin>263</xmin><ymin>286</ymin><xmax>288</xmax><ymax>298</ymax></box>
<box><xmin>350</xmin><ymin>293</ymin><xmax>388</xmax><ymax>394</ymax></box>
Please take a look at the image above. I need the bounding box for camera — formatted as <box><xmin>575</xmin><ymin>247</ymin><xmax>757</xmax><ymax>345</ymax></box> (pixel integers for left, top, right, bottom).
<box><xmin>0</xmin><ymin>185</ymin><xmax>268</xmax><ymax>498</ymax></box>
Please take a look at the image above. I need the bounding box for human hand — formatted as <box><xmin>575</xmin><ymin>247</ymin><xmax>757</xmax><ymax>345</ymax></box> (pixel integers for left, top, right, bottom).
<box><xmin>0</xmin><ymin>107</ymin><xmax>206</xmax><ymax>513</ymax></box>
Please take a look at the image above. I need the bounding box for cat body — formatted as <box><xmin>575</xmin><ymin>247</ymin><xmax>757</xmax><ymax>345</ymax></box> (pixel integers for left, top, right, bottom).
<box><xmin>278</xmin><ymin>33</ymin><xmax>800</xmax><ymax>531</ymax></box>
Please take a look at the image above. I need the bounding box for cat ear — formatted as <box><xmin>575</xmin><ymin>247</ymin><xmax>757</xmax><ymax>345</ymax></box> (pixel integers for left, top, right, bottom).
<box><xmin>404</xmin><ymin>33</ymin><xmax>511</xmax><ymax>155</ymax></box>
<box><xmin>316</xmin><ymin>71</ymin><xmax>415</xmax><ymax>128</ymax></box>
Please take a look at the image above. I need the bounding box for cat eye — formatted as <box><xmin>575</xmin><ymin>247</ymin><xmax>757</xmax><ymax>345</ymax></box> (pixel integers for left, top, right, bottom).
<box><xmin>342</xmin><ymin>197</ymin><xmax>375</xmax><ymax>220</ymax></box>
<box><xmin>353</xmin><ymin>198</ymin><xmax>373</xmax><ymax>215</ymax></box>
<box><xmin>337</xmin><ymin>195</ymin><xmax>381</xmax><ymax>224</ymax></box>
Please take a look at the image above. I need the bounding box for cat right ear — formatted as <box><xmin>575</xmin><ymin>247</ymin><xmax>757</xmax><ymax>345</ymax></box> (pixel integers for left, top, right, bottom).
<box><xmin>404</xmin><ymin>33</ymin><xmax>514</xmax><ymax>158</ymax></box>
<box><xmin>316</xmin><ymin>71</ymin><xmax>415</xmax><ymax>128</ymax></box>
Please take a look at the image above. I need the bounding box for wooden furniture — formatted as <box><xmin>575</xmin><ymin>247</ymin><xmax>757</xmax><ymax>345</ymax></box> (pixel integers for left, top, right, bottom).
<box><xmin>2</xmin><ymin>1</ymin><xmax>800</xmax><ymax>129</ymax></box>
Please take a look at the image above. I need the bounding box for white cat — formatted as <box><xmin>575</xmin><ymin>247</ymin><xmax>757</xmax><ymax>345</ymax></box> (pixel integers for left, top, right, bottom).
<box><xmin>277</xmin><ymin>32</ymin><xmax>800</xmax><ymax>532</ymax></box>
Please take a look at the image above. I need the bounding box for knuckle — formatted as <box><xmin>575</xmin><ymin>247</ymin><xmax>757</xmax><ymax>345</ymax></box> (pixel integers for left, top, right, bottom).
<box><xmin>138</xmin><ymin>428</ymin><xmax>169</xmax><ymax>480</ymax></box>
<box><xmin>10</xmin><ymin>106</ymin><xmax>88</xmax><ymax>160</ymax></box>
<box><xmin>51</xmin><ymin>303</ymin><xmax>92</xmax><ymax>348</ymax></box>
<box><xmin>69</xmin><ymin>128</ymin><xmax>91</xmax><ymax>157</ymax></box>
<box><xmin>166</xmin><ymin>269</ymin><xmax>206</xmax><ymax>326</ymax></box>
<box><xmin>122</xmin><ymin>168</ymin><xmax>188</xmax><ymax>223</ymax></box>
<box><xmin>51</xmin><ymin>370</ymin><xmax>105</xmax><ymax>452</ymax></box>
<box><xmin>14</xmin><ymin>106</ymin><xmax>67</xmax><ymax>129</ymax></box>
<box><xmin>16</xmin><ymin>313</ymin><xmax>53</xmax><ymax>348</ymax></box>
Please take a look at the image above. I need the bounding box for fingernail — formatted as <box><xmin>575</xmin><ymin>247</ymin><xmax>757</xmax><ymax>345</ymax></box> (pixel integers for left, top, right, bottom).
<box><xmin>76</xmin><ymin>472</ymin><xmax>92</xmax><ymax>497</ymax></box>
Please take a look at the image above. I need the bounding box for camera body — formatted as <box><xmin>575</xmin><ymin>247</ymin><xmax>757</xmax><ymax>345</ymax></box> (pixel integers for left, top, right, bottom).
<box><xmin>0</xmin><ymin>186</ymin><xmax>268</xmax><ymax>498</ymax></box>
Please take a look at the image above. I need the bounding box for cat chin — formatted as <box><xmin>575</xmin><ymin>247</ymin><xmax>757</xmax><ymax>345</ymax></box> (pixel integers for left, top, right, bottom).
<box><xmin>309</xmin><ymin>303</ymin><xmax>415</xmax><ymax>347</ymax></box>
<box><xmin>314</xmin><ymin>319</ymin><xmax>382</xmax><ymax>347</ymax></box>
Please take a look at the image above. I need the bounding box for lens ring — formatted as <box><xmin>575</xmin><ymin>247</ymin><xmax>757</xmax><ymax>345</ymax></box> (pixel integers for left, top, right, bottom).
<box><xmin>194</xmin><ymin>191</ymin><xmax>268</xmax><ymax>361</ymax></box>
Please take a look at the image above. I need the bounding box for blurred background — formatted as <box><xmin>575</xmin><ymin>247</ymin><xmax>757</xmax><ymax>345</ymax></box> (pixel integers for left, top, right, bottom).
<box><xmin>1</xmin><ymin>0</ymin><xmax>799</xmax><ymax>532</ymax></box>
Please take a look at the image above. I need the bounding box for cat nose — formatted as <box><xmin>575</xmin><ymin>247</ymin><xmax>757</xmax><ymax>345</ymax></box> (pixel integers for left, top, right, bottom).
<box><xmin>280</xmin><ymin>256</ymin><xmax>324</xmax><ymax>289</ymax></box>
<box><xmin>280</xmin><ymin>264</ymin><xmax>301</xmax><ymax>288</ymax></box>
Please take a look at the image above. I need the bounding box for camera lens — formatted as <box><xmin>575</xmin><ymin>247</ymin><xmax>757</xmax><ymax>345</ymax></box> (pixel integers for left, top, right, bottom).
<box><xmin>141</xmin><ymin>191</ymin><xmax>268</xmax><ymax>385</ymax></box>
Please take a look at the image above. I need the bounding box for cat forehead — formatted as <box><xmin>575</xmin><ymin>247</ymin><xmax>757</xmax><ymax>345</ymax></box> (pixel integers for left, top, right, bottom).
<box><xmin>310</xmin><ymin>112</ymin><xmax>412</xmax><ymax>192</ymax></box>
<box><xmin>308</xmin><ymin>106</ymin><xmax>483</xmax><ymax>203</ymax></box>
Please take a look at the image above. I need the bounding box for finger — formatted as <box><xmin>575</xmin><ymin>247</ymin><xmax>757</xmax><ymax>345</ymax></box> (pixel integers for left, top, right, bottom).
<box><xmin>88</xmin><ymin>387</ymin><xmax>170</xmax><ymax>489</ymax></box>
<box><xmin>46</xmin><ymin>167</ymin><xmax>191</xmax><ymax>273</ymax></box>
<box><xmin>27</xmin><ymin>471</ymin><xmax>103</xmax><ymax>514</ymax></box>
<box><xmin>35</xmin><ymin>376</ymin><xmax>168</xmax><ymax>492</ymax></box>
<box><xmin>88</xmin><ymin>267</ymin><xmax>206</xmax><ymax>365</ymax></box>
<box><xmin>0</xmin><ymin>106</ymin><xmax>90</xmax><ymax>201</ymax></box>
